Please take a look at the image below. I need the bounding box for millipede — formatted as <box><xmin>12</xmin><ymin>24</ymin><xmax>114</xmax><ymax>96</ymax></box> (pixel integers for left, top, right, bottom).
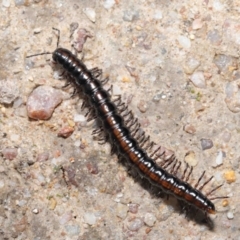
<box><xmin>27</xmin><ymin>28</ymin><xmax>226</xmax><ymax>224</ymax></box>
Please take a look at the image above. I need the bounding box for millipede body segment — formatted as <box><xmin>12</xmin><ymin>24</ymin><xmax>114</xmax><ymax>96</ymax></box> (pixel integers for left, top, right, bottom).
<box><xmin>51</xmin><ymin>47</ymin><xmax>216</xmax><ymax>215</ymax></box>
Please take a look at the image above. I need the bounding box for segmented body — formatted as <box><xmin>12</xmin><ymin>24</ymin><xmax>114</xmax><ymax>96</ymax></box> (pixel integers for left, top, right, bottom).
<box><xmin>52</xmin><ymin>47</ymin><xmax>215</xmax><ymax>214</ymax></box>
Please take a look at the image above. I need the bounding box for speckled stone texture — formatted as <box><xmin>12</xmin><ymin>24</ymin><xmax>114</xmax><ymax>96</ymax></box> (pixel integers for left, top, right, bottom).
<box><xmin>0</xmin><ymin>1</ymin><xmax>239</xmax><ymax>239</ymax></box>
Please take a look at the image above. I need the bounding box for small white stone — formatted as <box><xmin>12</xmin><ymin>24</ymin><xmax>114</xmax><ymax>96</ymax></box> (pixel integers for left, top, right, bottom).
<box><xmin>2</xmin><ymin>0</ymin><xmax>11</xmax><ymax>7</ymax></box>
<box><xmin>10</xmin><ymin>134</ymin><xmax>20</xmax><ymax>142</ymax></box>
<box><xmin>227</xmin><ymin>211</ymin><xmax>234</xmax><ymax>219</ymax></box>
<box><xmin>190</xmin><ymin>71</ymin><xmax>206</xmax><ymax>88</ymax></box>
<box><xmin>216</xmin><ymin>150</ymin><xmax>223</xmax><ymax>166</ymax></box>
<box><xmin>32</xmin><ymin>208</ymin><xmax>39</xmax><ymax>214</ymax></box>
<box><xmin>192</xmin><ymin>19</ymin><xmax>203</xmax><ymax>30</ymax></box>
<box><xmin>144</xmin><ymin>213</ymin><xmax>157</xmax><ymax>227</ymax></box>
<box><xmin>83</xmin><ymin>8</ymin><xmax>96</xmax><ymax>23</ymax></box>
<box><xmin>103</xmin><ymin>0</ymin><xmax>115</xmax><ymax>9</ymax></box>
<box><xmin>84</xmin><ymin>212</ymin><xmax>96</xmax><ymax>225</ymax></box>
<box><xmin>153</xmin><ymin>10</ymin><xmax>163</xmax><ymax>20</ymax></box>
<box><xmin>177</xmin><ymin>35</ymin><xmax>191</xmax><ymax>49</ymax></box>
<box><xmin>73</xmin><ymin>114</ymin><xmax>86</xmax><ymax>122</ymax></box>
<box><xmin>74</xmin><ymin>140</ymin><xmax>81</xmax><ymax>147</ymax></box>
<box><xmin>33</xmin><ymin>28</ymin><xmax>42</xmax><ymax>34</ymax></box>
<box><xmin>213</xmin><ymin>0</ymin><xmax>225</xmax><ymax>11</ymax></box>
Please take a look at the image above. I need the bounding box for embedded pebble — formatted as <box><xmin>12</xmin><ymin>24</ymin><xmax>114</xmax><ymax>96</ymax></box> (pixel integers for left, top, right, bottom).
<box><xmin>223</xmin><ymin>19</ymin><xmax>240</xmax><ymax>45</ymax></box>
<box><xmin>224</xmin><ymin>170</ymin><xmax>236</xmax><ymax>183</ymax></box>
<box><xmin>15</xmin><ymin>0</ymin><xmax>25</xmax><ymax>6</ymax></box>
<box><xmin>212</xmin><ymin>0</ymin><xmax>225</xmax><ymax>11</ymax></box>
<box><xmin>37</xmin><ymin>152</ymin><xmax>49</xmax><ymax>162</ymax></box>
<box><xmin>233</xmin><ymin>71</ymin><xmax>240</xmax><ymax>81</ymax></box>
<box><xmin>74</xmin><ymin>140</ymin><xmax>81</xmax><ymax>147</ymax></box>
<box><xmin>86</xmin><ymin>162</ymin><xmax>99</xmax><ymax>174</ymax></box>
<box><xmin>16</xmin><ymin>200</ymin><xmax>27</xmax><ymax>207</ymax></box>
<box><xmin>190</xmin><ymin>71</ymin><xmax>206</xmax><ymax>88</ymax></box>
<box><xmin>59</xmin><ymin>211</ymin><xmax>72</xmax><ymax>225</ymax></box>
<box><xmin>57</xmin><ymin>126</ymin><xmax>74</xmax><ymax>138</ymax></box>
<box><xmin>48</xmin><ymin>197</ymin><xmax>57</xmax><ymax>210</ymax></box>
<box><xmin>153</xmin><ymin>10</ymin><xmax>163</xmax><ymax>20</ymax></box>
<box><xmin>207</xmin><ymin>29</ymin><xmax>222</xmax><ymax>45</ymax></box>
<box><xmin>144</xmin><ymin>213</ymin><xmax>156</xmax><ymax>227</ymax></box>
<box><xmin>127</xmin><ymin>218</ymin><xmax>143</xmax><ymax>231</ymax></box>
<box><xmin>13</xmin><ymin>216</ymin><xmax>28</xmax><ymax>233</ymax></box>
<box><xmin>177</xmin><ymin>35</ymin><xmax>191</xmax><ymax>49</ymax></box>
<box><xmin>36</xmin><ymin>172</ymin><xmax>46</xmax><ymax>185</ymax></box>
<box><xmin>27</xmin><ymin>86</ymin><xmax>63</xmax><ymax>120</ymax></box>
<box><xmin>123</xmin><ymin>9</ymin><xmax>139</xmax><ymax>22</ymax></box>
<box><xmin>0</xmin><ymin>79</ymin><xmax>19</xmax><ymax>104</ymax></box>
<box><xmin>222</xmin><ymin>199</ymin><xmax>229</xmax><ymax>207</ymax></box>
<box><xmin>128</xmin><ymin>203</ymin><xmax>139</xmax><ymax>214</ymax></box>
<box><xmin>213</xmin><ymin>54</ymin><xmax>237</xmax><ymax>76</ymax></box>
<box><xmin>192</xmin><ymin>18</ymin><xmax>203</xmax><ymax>30</ymax></box>
<box><xmin>227</xmin><ymin>211</ymin><xmax>234</xmax><ymax>220</ymax></box>
<box><xmin>225</xmin><ymin>81</ymin><xmax>240</xmax><ymax>113</ymax></box>
<box><xmin>137</xmin><ymin>100</ymin><xmax>148</xmax><ymax>113</ymax></box>
<box><xmin>10</xmin><ymin>134</ymin><xmax>20</xmax><ymax>142</ymax></box>
<box><xmin>222</xmin><ymin>131</ymin><xmax>231</xmax><ymax>142</ymax></box>
<box><xmin>184</xmin><ymin>151</ymin><xmax>198</xmax><ymax>167</ymax></box>
<box><xmin>2</xmin><ymin>0</ymin><xmax>11</xmax><ymax>7</ymax></box>
<box><xmin>83</xmin><ymin>8</ymin><xmax>96</xmax><ymax>23</ymax></box>
<box><xmin>2</xmin><ymin>147</ymin><xmax>18</xmax><ymax>160</ymax></box>
<box><xmin>116</xmin><ymin>203</ymin><xmax>128</xmax><ymax>219</ymax></box>
<box><xmin>201</xmin><ymin>138</ymin><xmax>213</xmax><ymax>150</ymax></box>
<box><xmin>215</xmin><ymin>150</ymin><xmax>223</xmax><ymax>166</ymax></box>
<box><xmin>73</xmin><ymin>114</ymin><xmax>86</xmax><ymax>123</ymax></box>
<box><xmin>152</xmin><ymin>91</ymin><xmax>166</xmax><ymax>102</ymax></box>
<box><xmin>84</xmin><ymin>212</ymin><xmax>97</xmax><ymax>225</ymax></box>
<box><xmin>184</xmin><ymin>58</ymin><xmax>201</xmax><ymax>74</ymax></box>
<box><xmin>103</xmin><ymin>0</ymin><xmax>115</xmax><ymax>9</ymax></box>
<box><xmin>14</xmin><ymin>105</ymin><xmax>28</xmax><ymax>118</ymax></box>
<box><xmin>194</xmin><ymin>101</ymin><xmax>205</xmax><ymax>112</ymax></box>
<box><xmin>183</xmin><ymin>124</ymin><xmax>196</xmax><ymax>134</ymax></box>
<box><xmin>13</xmin><ymin>97</ymin><xmax>23</xmax><ymax>108</ymax></box>
<box><xmin>65</xmin><ymin>225</ymin><xmax>80</xmax><ymax>236</ymax></box>
<box><xmin>32</xmin><ymin>208</ymin><xmax>39</xmax><ymax>214</ymax></box>
<box><xmin>33</xmin><ymin>28</ymin><xmax>42</xmax><ymax>34</ymax></box>
<box><xmin>157</xmin><ymin>204</ymin><xmax>174</xmax><ymax>221</ymax></box>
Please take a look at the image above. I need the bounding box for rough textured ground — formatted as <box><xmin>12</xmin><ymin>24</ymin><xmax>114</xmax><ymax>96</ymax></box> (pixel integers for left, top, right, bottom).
<box><xmin>0</xmin><ymin>1</ymin><xmax>239</xmax><ymax>240</ymax></box>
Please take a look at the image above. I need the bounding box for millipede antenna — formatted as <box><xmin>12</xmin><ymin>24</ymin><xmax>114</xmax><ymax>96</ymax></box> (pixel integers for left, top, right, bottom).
<box><xmin>26</xmin><ymin>27</ymin><xmax>61</xmax><ymax>58</ymax></box>
<box><xmin>52</xmin><ymin>27</ymin><xmax>60</xmax><ymax>47</ymax></box>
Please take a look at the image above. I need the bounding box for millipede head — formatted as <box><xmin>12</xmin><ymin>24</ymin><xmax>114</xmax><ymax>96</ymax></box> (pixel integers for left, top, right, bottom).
<box><xmin>206</xmin><ymin>203</ymin><xmax>216</xmax><ymax>214</ymax></box>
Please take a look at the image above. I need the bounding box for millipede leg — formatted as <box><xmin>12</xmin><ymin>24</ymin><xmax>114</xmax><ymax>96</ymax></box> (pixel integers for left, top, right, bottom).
<box><xmin>173</xmin><ymin>161</ymin><xmax>182</xmax><ymax>175</ymax></box>
<box><xmin>101</xmin><ymin>76</ymin><xmax>109</xmax><ymax>85</ymax></box>
<box><xmin>185</xmin><ymin>166</ymin><xmax>193</xmax><ymax>182</ymax></box>
<box><xmin>199</xmin><ymin>176</ymin><xmax>213</xmax><ymax>191</ymax></box>
<box><xmin>181</xmin><ymin>164</ymin><xmax>188</xmax><ymax>180</ymax></box>
<box><xmin>206</xmin><ymin>183</ymin><xmax>223</xmax><ymax>197</ymax></box>
<box><xmin>194</xmin><ymin>171</ymin><xmax>206</xmax><ymax>189</ymax></box>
